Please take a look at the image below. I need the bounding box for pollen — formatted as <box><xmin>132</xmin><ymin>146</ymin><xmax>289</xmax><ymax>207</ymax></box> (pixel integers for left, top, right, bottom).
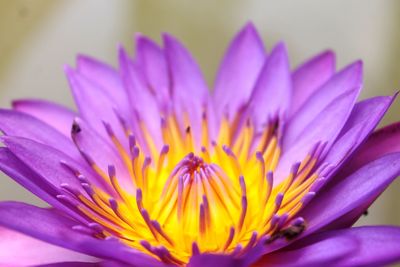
<box><xmin>65</xmin><ymin>111</ymin><xmax>323</xmax><ymax>265</ymax></box>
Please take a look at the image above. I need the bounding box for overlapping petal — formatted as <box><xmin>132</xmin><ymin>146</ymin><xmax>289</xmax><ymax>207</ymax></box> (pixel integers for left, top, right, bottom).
<box><xmin>12</xmin><ymin>99</ymin><xmax>76</xmax><ymax>137</ymax></box>
<box><xmin>0</xmin><ymin>226</ymin><xmax>98</xmax><ymax>266</ymax></box>
<box><xmin>0</xmin><ymin>202</ymin><xmax>165</xmax><ymax>267</ymax></box>
<box><xmin>283</xmin><ymin>61</ymin><xmax>362</xmax><ymax>149</ymax></box>
<box><xmin>214</xmin><ymin>23</ymin><xmax>265</xmax><ymax>119</ymax></box>
<box><xmin>290</xmin><ymin>50</ymin><xmax>335</xmax><ymax>116</ymax></box>
<box><xmin>299</xmin><ymin>152</ymin><xmax>400</xmax><ymax>234</ymax></box>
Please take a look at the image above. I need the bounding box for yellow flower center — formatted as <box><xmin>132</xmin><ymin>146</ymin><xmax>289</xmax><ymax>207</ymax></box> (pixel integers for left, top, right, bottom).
<box><xmin>70</xmin><ymin>112</ymin><xmax>320</xmax><ymax>265</ymax></box>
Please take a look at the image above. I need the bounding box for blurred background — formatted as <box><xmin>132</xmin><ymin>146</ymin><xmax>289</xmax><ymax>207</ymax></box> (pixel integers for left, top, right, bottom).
<box><xmin>0</xmin><ymin>0</ymin><xmax>399</xmax><ymax>228</ymax></box>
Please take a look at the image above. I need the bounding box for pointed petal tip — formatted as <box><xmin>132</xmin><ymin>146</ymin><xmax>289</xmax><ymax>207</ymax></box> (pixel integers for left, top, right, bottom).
<box><xmin>117</xmin><ymin>43</ymin><xmax>127</xmax><ymax>55</ymax></box>
<box><xmin>11</xmin><ymin>99</ymin><xmax>24</xmax><ymax>109</ymax></box>
<box><xmin>135</xmin><ymin>33</ymin><xmax>156</xmax><ymax>47</ymax></box>
<box><xmin>161</xmin><ymin>32</ymin><xmax>173</xmax><ymax>44</ymax></box>
<box><xmin>241</xmin><ymin>21</ymin><xmax>259</xmax><ymax>36</ymax></box>
<box><xmin>273</xmin><ymin>41</ymin><xmax>287</xmax><ymax>51</ymax></box>
<box><xmin>134</xmin><ymin>31</ymin><xmax>144</xmax><ymax>41</ymax></box>
<box><xmin>76</xmin><ymin>54</ymin><xmax>92</xmax><ymax>65</ymax></box>
<box><xmin>270</xmin><ymin>42</ymin><xmax>289</xmax><ymax>60</ymax></box>
<box><xmin>315</xmin><ymin>49</ymin><xmax>336</xmax><ymax>65</ymax></box>
<box><xmin>63</xmin><ymin>64</ymin><xmax>76</xmax><ymax>78</ymax></box>
<box><xmin>349</xmin><ymin>59</ymin><xmax>363</xmax><ymax>73</ymax></box>
<box><xmin>118</xmin><ymin>45</ymin><xmax>131</xmax><ymax>65</ymax></box>
<box><xmin>162</xmin><ymin>32</ymin><xmax>188</xmax><ymax>52</ymax></box>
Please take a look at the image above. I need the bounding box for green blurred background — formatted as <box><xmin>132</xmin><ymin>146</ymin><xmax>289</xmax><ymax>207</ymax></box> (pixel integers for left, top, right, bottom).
<box><xmin>0</xmin><ymin>0</ymin><xmax>399</xmax><ymax>229</ymax></box>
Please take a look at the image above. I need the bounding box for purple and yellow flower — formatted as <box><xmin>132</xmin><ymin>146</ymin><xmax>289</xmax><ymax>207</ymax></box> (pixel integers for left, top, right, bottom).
<box><xmin>1</xmin><ymin>23</ymin><xmax>400</xmax><ymax>267</ymax></box>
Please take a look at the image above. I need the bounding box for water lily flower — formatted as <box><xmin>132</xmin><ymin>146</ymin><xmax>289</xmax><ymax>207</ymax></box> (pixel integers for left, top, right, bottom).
<box><xmin>1</xmin><ymin>23</ymin><xmax>400</xmax><ymax>267</ymax></box>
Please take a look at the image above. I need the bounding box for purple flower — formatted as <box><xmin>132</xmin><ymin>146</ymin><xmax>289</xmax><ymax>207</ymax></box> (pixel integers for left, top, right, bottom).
<box><xmin>0</xmin><ymin>23</ymin><xmax>400</xmax><ymax>267</ymax></box>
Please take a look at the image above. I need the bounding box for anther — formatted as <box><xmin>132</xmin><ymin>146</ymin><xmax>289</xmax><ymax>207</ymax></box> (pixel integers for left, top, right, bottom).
<box><xmin>128</xmin><ymin>134</ymin><xmax>136</xmax><ymax>151</ymax></box>
<box><xmin>238</xmin><ymin>176</ymin><xmax>247</xmax><ymax>231</ymax></box>
<box><xmin>151</xmin><ymin>220</ymin><xmax>174</xmax><ymax>245</ymax></box>
<box><xmin>72</xmin><ymin>225</ymin><xmax>94</xmax><ymax>235</ymax></box>
<box><xmin>102</xmin><ymin>121</ymin><xmax>115</xmax><ymax>137</ymax></box>
<box><xmin>301</xmin><ymin>192</ymin><xmax>316</xmax><ymax>205</ymax></box>
<box><xmin>223</xmin><ymin>227</ymin><xmax>235</xmax><ymax>251</ymax></box>
<box><xmin>192</xmin><ymin>242</ymin><xmax>200</xmax><ymax>255</ymax></box>
<box><xmin>108</xmin><ymin>165</ymin><xmax>116</xmax><ymax>179</ymax></box>
<box><xmin>71</xmin><ymin>120</ymin><xmax>81</xmax><ymax>134</ymax></box>
<box><xmin>240</xmin><ymin>231</ymin><xmax>257</xmax><ymax>256</ymax></box>
<box><xmin>277</xmin><ymin>213</ymin><xmax>289</xmax><ymax>229</ymax></box>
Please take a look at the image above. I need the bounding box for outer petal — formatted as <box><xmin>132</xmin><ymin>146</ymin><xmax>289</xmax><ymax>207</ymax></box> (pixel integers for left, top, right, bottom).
<box><xmin>0</xmin><ymin>226</ymin><xmax>98</xmax><ymax>266</ymax></box>
<box><xmin>2</xmin><ymin>136</ymin><xmax>110</xmax><ymax>197</ymax></box>
<box><xmin>321</xmin><ymin>95</ymin><xmax>395</xmax><ymax>179</ymax></box>
<box><xmin>276</xmin><ymin>89</ymin><xmax>359</xmax><ymax>183</ymax></box>
<box><xmin>340</xmin><ymin>121</ymin><xmax>400</xmax><ymax>178</ymax></box>
<box><xmin>163</xmin><ymin>33</ymin><xmax>209</xmax><ymax>103</ymax></box>
<box><xmin>0</xmin><ymin>202</ymin><xmax>166</xmax><ymax>267</ymax></box>
<box><xmin>188</xmin><ymin>254</ymin><xmax>243</xmax><ymax>267</ymax></box>
<box><xmin>119</xmin><ymin>47</ymin><xmax>162</xmax><ymax>150</ymax></box>
<box><xmin>65</xmin><ymin>66</ymin><xmax>129</xmax><ymax>150</ymax></box>
<box><xmin>263</xmin><ymin>226</ymin><xmax>400</xmax><ymax>267</ymax></box>
<box><xmin>213</xmin><ymin>23</ymin><xmax>265</xmax><ymax>119</ymax></box>
<box><xmin>254</xmin><ymin>231</ymin><xmax>356</xmax><ymax>267</ymax></box>
<box><xmin>0</xmin><ymin>147</ymin><xmax>86</xmax><ymax>222</ymax></box>
<box><xmin>289</xmin><ymin>50</ymin><xmax>335</xmax><ymax>116</ymax></box>
<box><xmin>37</xmin><ymin>263</ymin><xmax>99</xmax><ymax>267</ymax></box>
<box><xmin>135</xmin><ymin>34</ymin><xmax>170</xmax><ymax>106</ymax></box>
<box><xmin>247</xmin><ymin>42</ymin><xmax>291</xmax><ymax>128</ymax></box>
<box><xmin>71</xmin><ymin>118</ymin><xmax>132</xmax><ymax>191</ymax></box>
<box><xmin>332</xmin><ymin>226</ymin><xmax>400</xmax><ymax>266</ymax></box>
<box><xmin>12</xmin><ymin>99</ymin><xmax>76</xmax><ymax>137</ymax></box>
<box><xmin>76</xmin><ymin>55</ymin><xmax>131</xmax><ymax>120</ymax></box>
<box><xmin>339</xmin><ymin>94</ymin><xmax>397</xmax><ymax>136</ymax></box>
<box><xmin>283</xmin><ymin>61</ymin><xmax>362</xmax><ymax>149</ymax></box>
<box><xmin>299</xmin><ymin>152</ymin><xmax>400</xmax><ymax>235</ymax></box>
<box><xmin>163</xmin><ymin>33</ymin><xmax>210</xmax><ymax>141</ymax></box>
<box><xmin>99</xmin><ymin>261</ymin><xmax>132</xmax><ymax>267</ymax></box>
<box><xmin>0</xmin><ymin>109</ymin><xmax>80</xmax><ymax>160</ymax></box>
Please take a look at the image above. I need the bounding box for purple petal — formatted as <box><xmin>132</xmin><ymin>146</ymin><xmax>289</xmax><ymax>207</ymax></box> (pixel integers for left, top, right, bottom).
<box><xmin>213</xmin><ymin>23</ymin><xmax>266</xmax><ymax>119</ymax></box>
<box><xmin>12</xmin><ymin>99</ymin><xmax>76</xmax><ymax>137</ymax></box>
<box><xmin>99</xmin><ymin>261</ymin><xmax>132</xmax><ymax>267</ymax></box>
<box><xmin>254</xmin><ymin>230</ymin><xmax>356</xmax><ymax>267</ymax></box>
<box><xmin>271</xmin><ymin>226</ymin><xmax>400</xmax><ymax>267</ymax></box>
<box><xmin>339</xmin><ymin>94</ymin><xmax>396</xmax><ymax>137</ymax></box>
<box><xmin>163</xmin><ymin>33</ymin><xmax>209</xmax><ymax>102</ymax></box>
<box><xmin>299</xmin><ymin>152</ymin><xmax>400</xmax><ymax>235</ymax></box>
<box><xmin>163</xmin><ymin>33</ymin><xmax>210</xmax><ymax>141</ymax></box>
<box><xmin>0</xmin><ymin>147</ymin><xmax>86</xmax><ymax>222</ymax></box>
<box><xmin>0</xmin><ymin>226</ymin><xmax>98</xmax><ymax>266</ymax></box>
<box><xmin>0</xmin><ymin>202</ymin><xmax>166</xmax><ymax>267</ymax></box>
<box><xmin>321</xmin><ymin>95</ymin><xmax>395</xmax><ymax>178</ymax></box>
<box><xmin>36</xmin><ymin>263</ymin><xmax>99</xmax><ymax>267</ymax></box>
<box><xmin>135</xmin><ymin>34</ymin><xmax>170</xmax><ymax>106</ymax></box>
<box><xmin>71</xmin><ymin>118</ymin><xmax>132</xmax><ymax>191</ymax></box>
<box><xmin>188</xmin><ymin>254</ymin><xmax>242</xmax><ymax>267</ymax></box>
<box><xmin>333</xmin><ymin>226</ymin><xmax>400</xmax><ymax>266</ymax></box>
<box><xmin>339</xmin><ymin>121</ymin><xmax>400</xmax><ymax>178</ymax></box>
<box><xmin>247</xmin><ymin>42</ymin><xmax>291</xmax><ymax>127</ymax></box>
<box><xmin>65</xmin><ymin>66</ymin><xmax>129</xmax><ymax>150</ymax></box>
<box><xmin>76</xmin><ymin>55</ymin><xmax>131</xmax><ymax>120</ymax></box>
<box><xmin>283</xmin><ymin>61</ymin><xmax>362</xmax><ymax>149</ymax></box>
<box><xmin>118</xmin><ymin>47</ymin><xmax>162</xmax><ymax>150</ymax></box>
<box><xmin>0</xmin><ymin>109</ymin><xmax>80</xmax><ymax>160</ymax></box>
<box><xmin>2</xmin><ymin>136</ymin><xmax>109</xmax><ymax>197</ymax></box>
<box><xmin>289</xmin><ymin>50</ymin><xmax>335</xmax><ymax>116</ymax></box>
<box><xmin>276</xmin><ymin>89</ymin><xmax>359</xmax><ymax>183</ymax></box>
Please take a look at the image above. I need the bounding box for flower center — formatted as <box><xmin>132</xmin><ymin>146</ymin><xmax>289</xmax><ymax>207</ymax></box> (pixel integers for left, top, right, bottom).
<box><xmin>63</xmin><ymin>111</ymin><xmax>323</xmax><ymax>265</ymax></box>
